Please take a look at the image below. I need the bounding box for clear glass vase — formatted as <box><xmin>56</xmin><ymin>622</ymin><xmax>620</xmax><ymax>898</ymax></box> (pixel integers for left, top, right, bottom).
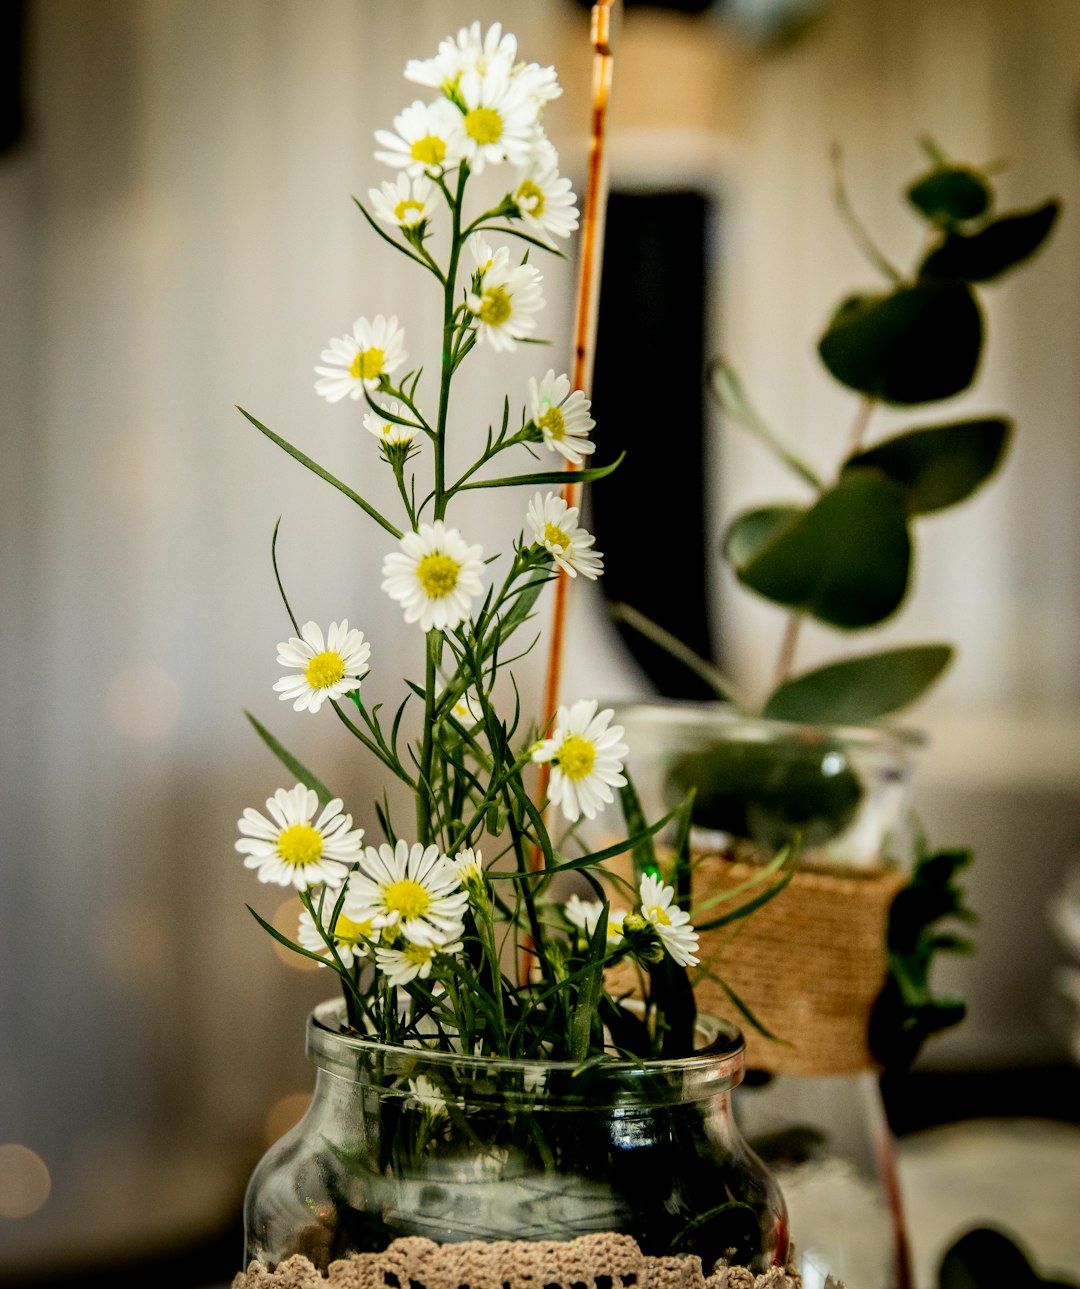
<box><xmin>243</xmin><ymin>1000</ymin><xmax>789</xmax><ymax>1277</ymax></box>
<box><xmin>611</xmin><ymin>700</ymin><xmax>924</xmax><ymax>1289</ymax></box>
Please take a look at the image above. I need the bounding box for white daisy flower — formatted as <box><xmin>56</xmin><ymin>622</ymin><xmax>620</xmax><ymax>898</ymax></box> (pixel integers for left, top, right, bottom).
<box><xmin>513</xmin><ymin>59</ymin><xmax>562</xmax><ymax>112</ymax></box>
<box><xmin>526</xmin><ymin>492</ymin><xmax>604</xmax><ymax>581</ymax></box>
<box><xmin>297</xmin><ymin>897</ymin><xmax>374</xmax><ymax>969</ymax></box>
<box><xmin>374</xmin><ymin>938</ymin><xmax>461</xmax><ymax>988</ymax></box>
<box><xmin>273</xmin><ymin>620</ymin><xmax>371</xmax><ymax>713</ymax></box>
<box><xmin>368</xmin><ymin>173</ymin><xmax>439</xmax><ymax>230</ymax></box>
<box><xmin>346</xmin><ymin>839</ymin><xmax>469</xmax><ymax>948</ymax></box>
<box><xmin>374</xmin><ymin>99</ymin><xmax>463</xmax><ymax>177</ymax></box>
<box><xmin>405</xmin><ymin>22</ymin><xmax>518</xmax><ymax>91</ymax></box>
<box><xmin>638</xmin><ymin>873</ymin><xmax>700</xmax><ymax>968</ymax></box>
<box><xmin>381</xmin><ymin>520</ymin><xmax>485</xmax><ymax>633</ymax></box>
<box><xmin>564</xmin><ymin>893</ymin><xmax>626</xmax><ymax>943</ymax></box>
<box><xmin>363</xmin><ymin>399</ymin><xmax>417</xmax><ymax>447</ymax></box>
<box><xmin>528</xmin><ymin>370</ymin><xmax>596</xmax><ymax>464</ymax></box>
<box><xmin>531</xmin><ymin>699</ymin><xmax>629</xmax><ymax>823</ymax></box>
<box><xmin>467</xmin><ymin>237</ymin><xmax>544</xmax><ymax>352</ymax></box>
<box><xmin>315</xmin><ymin>314</ymin><xmax>407</xmax><ymax>402</ymax></box>
<box><xmin>451</xmin><ymin>847</ymin><xmax>485</xmax><ymax>893</ymax></box>
<box><xmin>511</xmin><ymin>155</ymin><xmax>579</xmax><ymax>244</ymax></box>
<box><xmin>235</xmin><ymin>785</ymin><xmax>364</xmax><ymax>891</ymax></box>
<box><xmin>448</xmin><ymin>687</ymin><xmax>484</xmax><ymax>727</ymax></box>
<box><xmin>450</xmin><ymin>67</ymin><xmax>540</xmax><ymax>174</ymax></box>
<box><xmin>405</xmin><ymin>1073</ymin><xmax>452</xmax><ymax>1117</ymax></box>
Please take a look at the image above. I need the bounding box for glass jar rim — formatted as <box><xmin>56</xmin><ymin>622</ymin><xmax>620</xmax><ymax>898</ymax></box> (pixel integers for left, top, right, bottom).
<box><xmin>608</xmin><ymin>698</ymin><xmax>927</xmax><ymax>752</ymax></box>
<box><xmin>307</xmin><ymin>999</ymin><xmax>746</xmax><ymax>1095</ymax></box>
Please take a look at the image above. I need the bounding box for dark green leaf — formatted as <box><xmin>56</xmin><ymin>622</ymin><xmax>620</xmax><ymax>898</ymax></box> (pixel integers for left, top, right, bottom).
<box><xmin>907</xmin><ymin>166</ymin><xmax>992</xmax><ymax>225</ymax></box>
<box><xmin>570</xmin><ymin>906</ymin><xmax>608</xmax><ymax>1061</ymax></box>
<box><xmin>845</xmin><ymin>418</ymin><xmax>1011</xmax><ymax>514</ymax></box>
<box><xmin>939</xmin><ymin>1227</ymin><xmax>1044</xmax><ymax>1289</ymax></box>
<box><xmin>735</xmin><ymin>470</ymin><xmax>912</xmax><ymax>628</ymax></box>
<box><xmin>870</xmin><ymin>845</ymin><xmax>975</xmax><ymax>1069</ymax></box>
<box><xmin>724</xmin><ymin>505</ymin><xmax>802</xmax><ymax>570</ymax></box>
<box><xmin>762</xmin><ymin>644</ymin><xmax>954</xmax><ymax>724</ymax></box>
<box><xmin>818</xmin><ymin>283</ymin><xmax>983</xmax><ymax>404</ymax></box>
<box><xmin>243</xmin><ymin>711</ymin><xmax>333</xmax><ymax>805</ymax></box>
<box><xmin>920</xmin><ymin>201</ymin><xmax>1060</xmax><ymax>283</ymax></box>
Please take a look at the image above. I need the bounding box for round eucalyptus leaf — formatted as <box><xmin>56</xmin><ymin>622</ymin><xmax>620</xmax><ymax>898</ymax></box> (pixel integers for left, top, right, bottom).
<box><xmin>818</xmin><ymin>282</ymin><xmax>983</xmax><ymax>404</ymax></box>
<box><xmin>736</xmin><ymin>470</ymin><xmax>912</xmax><ymax>629</ymax></box>
<box><xmin>724</xmin><ymin>504</ymin><xmax>803</xmax><ymax>570</ymax></box>
<box><xmin>939</xmin><ymin>1227</ymin><xmax>1042</xmax><ymax>1289</ymax></box>
<box><xmin>907</xmin><ymin>166</ymin><xmax>992</xmax><ymax>225</ymax></box>
<box><xmin>762</xmin><ymin>644</ymin><xmax>953</xmax><ymax>724</ymax></box>
<box><xmin>843</xmin><ymin>418</ymin><xmax>1011</xmax><ymax>515</ymax></box>
<box><xmin>920</xmin><ymin>201</ymin><xmax>1060</xmax><ymax>283</ymax></box>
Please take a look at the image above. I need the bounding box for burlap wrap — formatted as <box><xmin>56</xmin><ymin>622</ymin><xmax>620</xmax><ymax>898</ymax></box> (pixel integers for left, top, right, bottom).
<box><xmin>233</xmin><ymin>1234</ymin><xmax>828</xmax><ymax>1289</ymax></box>
<box><xmin>608</xmin><ymin>853</ymin><xmax>905</xmax><ymax>1075</ymax></box>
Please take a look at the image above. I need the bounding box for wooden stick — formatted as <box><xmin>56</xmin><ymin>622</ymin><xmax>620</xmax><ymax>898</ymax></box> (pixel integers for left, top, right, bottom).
<box><xmin>536</xmin><ymin>0</ymin><xmax>617</xmax><ymax>800</ymax></box>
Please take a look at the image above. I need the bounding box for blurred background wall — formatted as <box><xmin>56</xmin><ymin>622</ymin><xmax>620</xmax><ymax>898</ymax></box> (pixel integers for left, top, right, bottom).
<box><xmin>1</xmin><ymin>0</ymin><xmax>1078</xmax><ymax>1281</ymax></box>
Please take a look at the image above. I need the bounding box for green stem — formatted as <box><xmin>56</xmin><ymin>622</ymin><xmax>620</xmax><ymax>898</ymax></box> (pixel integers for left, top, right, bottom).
<box><xmin>416</xmin><ymin>630</ymin><xmax>440</xmax><ymax>845</ymax></box>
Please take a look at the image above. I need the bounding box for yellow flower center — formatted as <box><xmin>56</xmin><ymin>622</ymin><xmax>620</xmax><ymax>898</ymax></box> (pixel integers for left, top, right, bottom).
<box><xmin>543</xmin><ymin>521</ymin><xmax>570</xmax><ymax>552</ymax></box>
<box><xmin>404</xmin><ymin>942</ymin><xmax>437</xmax><ymax>967</ymax></box>
<box><xmin>277</xmin><ymin>823</ymin><xmax>323</xmax><ymax>868</ymax></box>
<box><xmin>384</xmin><ymin>879</ymin><xmax>432</xmax><ymax>921</ymax></box>
<box><xmin>416</xmin><ymin>552</ymin><xmax>460</xmax><ymax>599</ymax></box>
<box><xmin>647</xmin><ymin>905</ymin><xmax>672</xmax><ymax>927</ymax></box>
<box><xmin>394</xmin><ymin>198</ymin><xmax>426</xmax><ymax>224</ymax></box>
<box><xmin>349</xmin><ymin>346</ymin><xmax>384</xmax><ymax>381</ymax></box>
<box><xmin>479</xmin><ymin>287</ymin><xmax>512</xmax><ymax>327</ymax></box>
<box><xmin>410</xmin><ymin>135</ymin><xmax>446</xmax><ymax>167</ymax></box>
<box><xmin>516</xmin><ymin>179</ymin><xmax>545</xmax><ymax>216</ymax></box>
<box><xmin>464</xmin><ymin>107</ymin><xmax>503</xmax><ymax>145</ymax></box>
<box><xmin>558</xmin><ymin>735</ymin><xmax>595</xmax><ymax>782</ymax></box>
<box><xmin>334</xmin><ymin>912</ymin><xmax>372</xmax><ymax>943</ymax></box>
<box><xmin>608</xmin><ymin>917</ymin><xmax>625</xmax><ymax>939</ymax></box>
<box><xmin>539</xmin><ymin>405</ymin><xmax>565</xmax><ymax>440</ymax></box>
<box><xmin>304</xmin><ymin>650</ymin><xmax>346</xmax><ymax>690</ymax></box>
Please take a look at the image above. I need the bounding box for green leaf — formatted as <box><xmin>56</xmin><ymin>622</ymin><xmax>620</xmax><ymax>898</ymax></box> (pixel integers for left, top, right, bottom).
<box><xmin>920</xmin><ymin>201</ymin><xmax>1060</xmax><ymax>283</ymax></box>
<box><xmin>457</xmin><ymin>452</ymin><xmax>624</xmax><ymax>491</ymax></box>
<box><xmin>724</xmin><ymin>505</ymin><xmax>802</xmax><ymax>570</ymax></box>
<box><xmin>735</xmin><ymin>470</ymin><xmax>912</xmax><ymax>629</ymax></box>
<box><xmin>762</xmin><ymin>644</ymin><xmax>954</xmax><ymax>724</ymax></box>
<box><xmin>938</xmin><ymin>1227</ymin><xmax>1045</xmax><ymax>1289</ymax></box>
<box><xmin>844</xmin><ymin>418</ymin><xmax>1011</xmax><ymax>515</ymax></box>
<box><xmin>570</xmin><ymin>905</ymin><xmax>608</xmax><ymax>1061</ymax></box>
<box><xmin>907</xmin><ymin>166</ymin><xmax>992</xmax><ymax>225</ymax></box>
<box><xmin>237</xmin><ymin>407</ymin><xmax>402</xmax><ymax>539</ymax></box>
<box><xmin>244</xmin><ymin>710</ymin><xmax>333</xmax><ymax>805</ymax></box>
<box><xmin>818</xmin><ymin>283</ymin><xmax>983</xmax><ymax>404</ymax></box>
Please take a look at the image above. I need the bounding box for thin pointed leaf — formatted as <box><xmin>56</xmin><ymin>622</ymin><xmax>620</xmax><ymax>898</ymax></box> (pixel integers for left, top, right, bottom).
<box><xmin>244</xmin><ymin>710</ymin><xmax>333</xmax><ymax>805</ymax></box>
<box><xmin>237</xmin><ymin>407</ymin><xmax>402</xmax><ymax>538</ymax></box>
<box><xmin>570</xmin><ymin>906</ymin><xmax>608</xmax><ymax>1060</ymax></box>
<box><xmin>271</xmin><ymin>518</ymin><xmax>301</xmax><ymax>634</ymax></box>
<box><xmin>457</xmin><ymin>453</ymin><xmax>624</xmax><ymax>491</ymax></box>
